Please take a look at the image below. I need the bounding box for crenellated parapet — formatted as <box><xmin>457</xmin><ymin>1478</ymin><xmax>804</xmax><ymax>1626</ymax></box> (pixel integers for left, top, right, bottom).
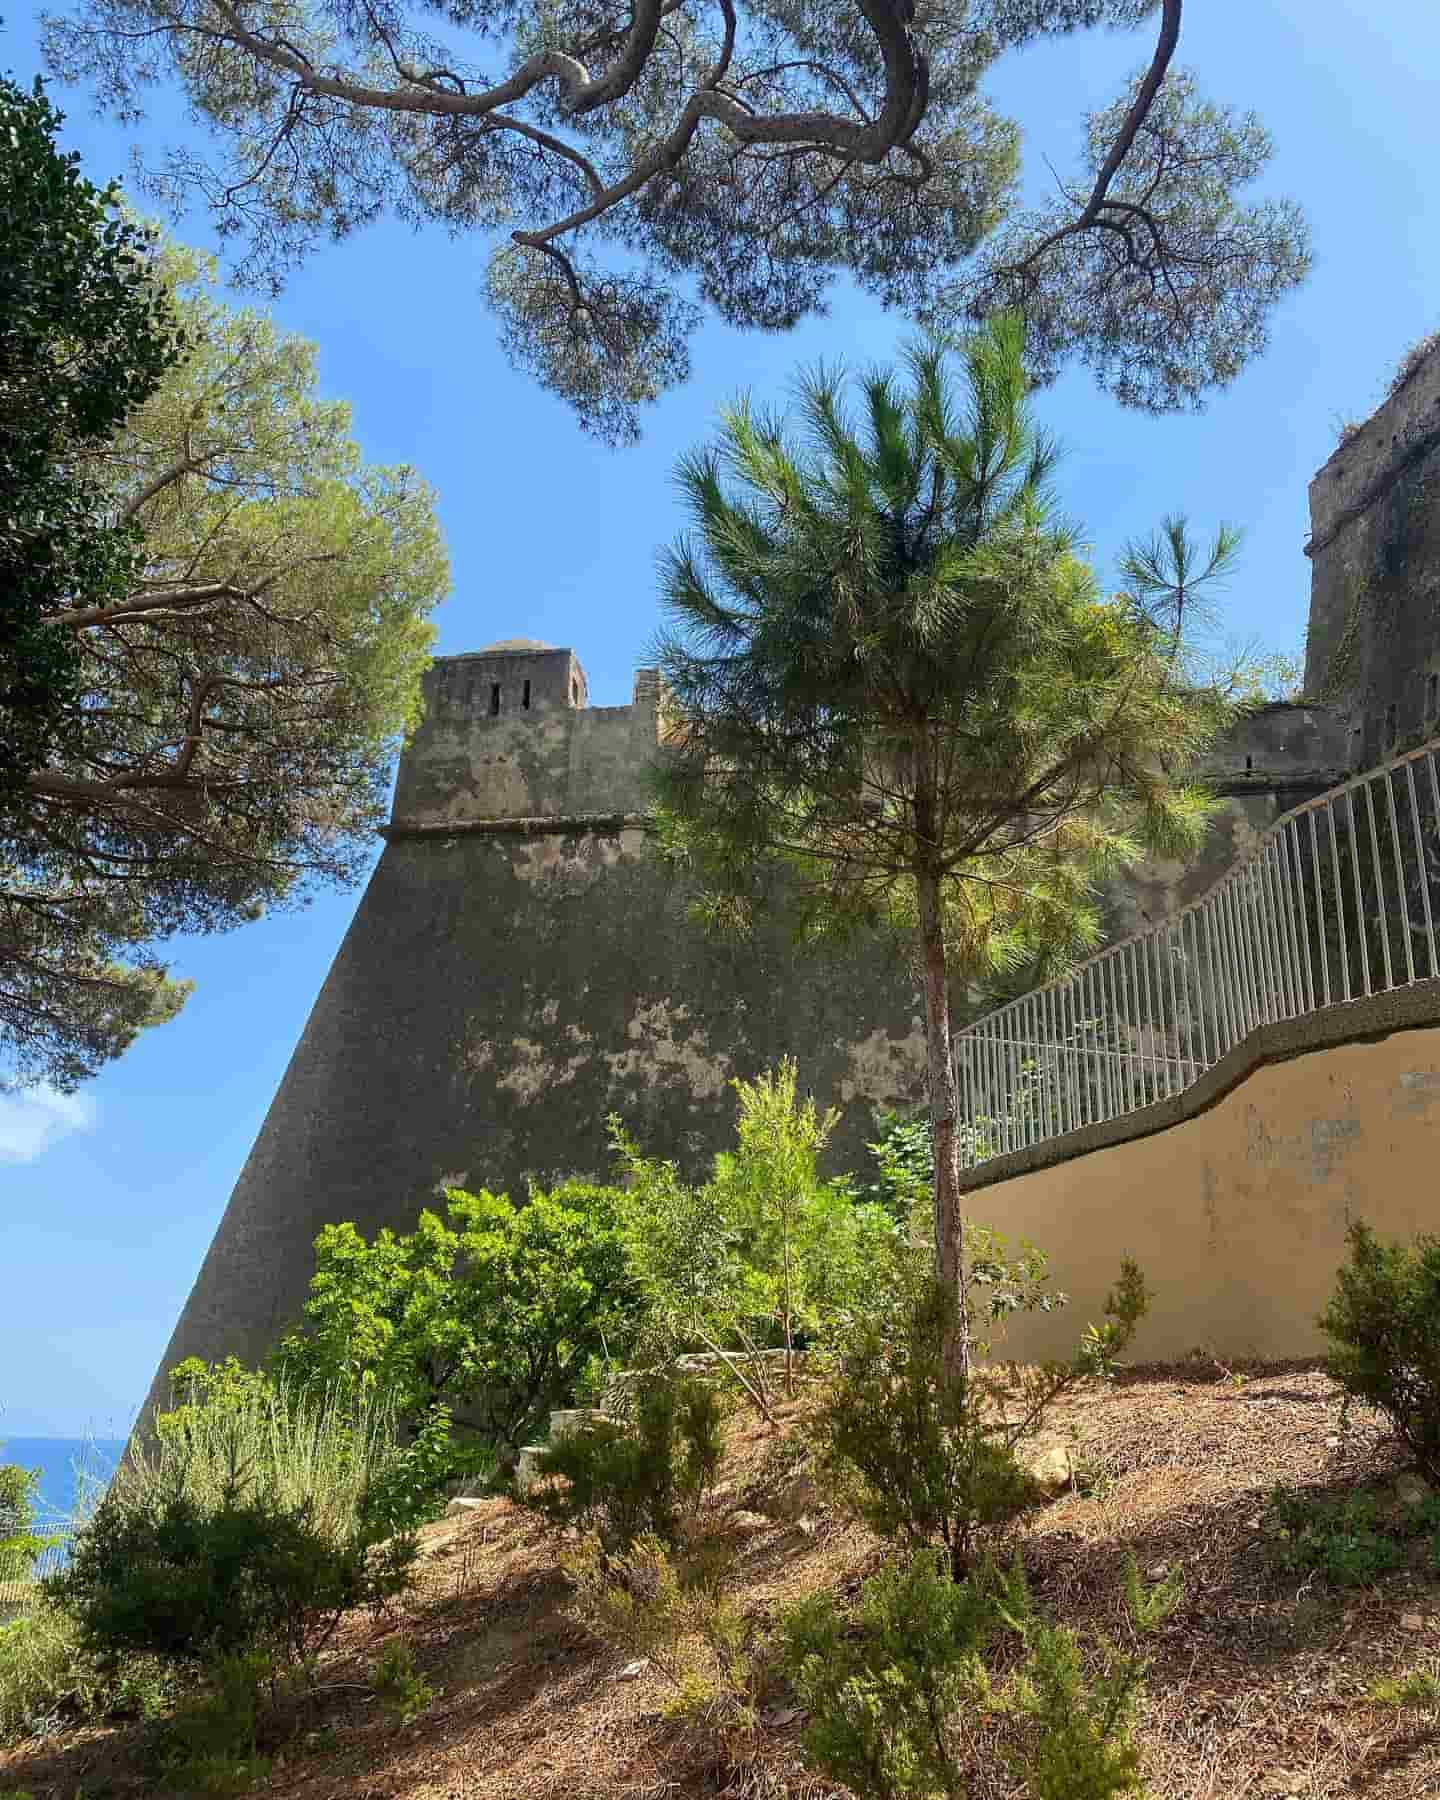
<box><xmin>389</xmin><ymin>642</ymin><xmax>661</xmax><ymax>829</ymax></box>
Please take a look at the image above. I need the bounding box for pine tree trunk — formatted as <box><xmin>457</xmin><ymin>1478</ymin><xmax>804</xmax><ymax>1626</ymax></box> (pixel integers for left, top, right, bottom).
<box><xmin>915</xmin><ymin>859</ymin><xmax>970</xmax><ymax>1384</ymax></box>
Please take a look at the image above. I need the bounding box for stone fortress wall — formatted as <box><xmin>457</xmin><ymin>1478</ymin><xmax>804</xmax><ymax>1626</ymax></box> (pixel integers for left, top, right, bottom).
<box><xmin>141</xmin><ymin>342</ymin><xmax>1440</xmax><ymax>1411</ymax></box>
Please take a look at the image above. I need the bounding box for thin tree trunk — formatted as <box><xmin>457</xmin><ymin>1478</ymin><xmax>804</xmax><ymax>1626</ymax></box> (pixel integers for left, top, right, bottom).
<box><xmin>915</xmin><ymin>859</ymin><xmax>970</xmax><ymax>1384</ymax></box>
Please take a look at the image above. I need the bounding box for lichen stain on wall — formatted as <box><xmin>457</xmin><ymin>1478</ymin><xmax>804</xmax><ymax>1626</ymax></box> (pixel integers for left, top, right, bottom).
<box><xmin>605</xmin><ymin>999</ymin><xmax>733</xmax><ymax>1099</ymax></box>
<box><xmin>836</xmin><ymin>1023</ymin><xmax>927</xmax><ymax>1105</ymax></box>
<box><xmin>512</xmin><ymin>829</ymin><xmax>642</xmax><ymax>884</ymax></box>
<box><xmin>494</xmin><ymin>1025</ymin><xmax>595</xmax><ymax>1100</ymax></box>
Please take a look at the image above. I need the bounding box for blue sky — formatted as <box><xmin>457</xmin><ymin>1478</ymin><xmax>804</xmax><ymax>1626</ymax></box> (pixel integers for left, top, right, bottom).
<box><xmin>2</xmin><ymin>0</ymin><xmax>1436</xmax><ymax>1435</ymax></box>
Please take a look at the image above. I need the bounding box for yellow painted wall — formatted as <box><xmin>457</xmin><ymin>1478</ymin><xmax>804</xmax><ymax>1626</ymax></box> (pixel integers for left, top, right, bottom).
<box><xmin>971</xmin><ymin>1024</ymin><xmax>1440</xmax><ymax>1366</ymax></box>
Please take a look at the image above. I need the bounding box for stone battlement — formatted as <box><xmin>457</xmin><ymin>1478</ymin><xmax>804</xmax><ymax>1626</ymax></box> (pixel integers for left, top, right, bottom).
<box><xmin>390</xmin><ymin>643</ymin><xmax>661</xmax><ymax>827</ymax></box>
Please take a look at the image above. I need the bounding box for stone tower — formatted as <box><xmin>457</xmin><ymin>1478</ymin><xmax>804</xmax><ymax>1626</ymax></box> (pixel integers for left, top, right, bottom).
<box><xmin>140</xmin><ymin>640</ymin><xmax>932</xmax><ymax>1415</ymax></box>
<box><xmin>1305</xmin><ymin>337</ymin><xmax>1440</xmax><ymax>765</ymax></box>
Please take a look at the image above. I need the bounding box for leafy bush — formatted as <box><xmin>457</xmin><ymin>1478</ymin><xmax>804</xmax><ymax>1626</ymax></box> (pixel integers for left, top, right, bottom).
<box><xmin>781</xmin><ymin>1550</ymin><xmax>1176</xmax><ymax>1800</ymax></box>
<box><xmin>47</xmin><ymin>1472</ymin><xmax>416</xmax><ymax>1674</ymax></box>
<box><xmin>0</xmin><ymin>1461</ymin><xmax>58</xmax><ymax>1588</ymax></box>
<box><xmin>274</xmin><ymin>1180</ymin><xmax>642</xmax><ymax>1466</ymax></box>
<box><xmin>809</xmin><ymin>1255</ymin><xmax>1148</xmax><ymax>1578</ymax></box>
<box><xmin>522</xmin><ymin>1377</ymin><xmax>728</xmax><ymax>1553</ymax></box>
<box><xmin>1265</xmin><ymin>1484</ymin><xmax>1440</xmax><ymax>1587</ymax></box>
<box><xmin>861</xmin><ymin>1107</ymin><xmax>934</xmax><ymax>1229</ymax></box>
<box><xmin>612</xmin><ymin>1061</ymin><xmax>901</xmax><ymax>1417</ymax></box>
<box><xmin>1318</xmin><ymin>1221</ymin><xmax>1440</xmax><ymax>1483</ymax></box>
<box><xmin>564</xmin><ymin>1530</ymin><xmax>760</xmax><ymax>1724</ymax></box>
<box><xmin>371</xmin><ymin>1637</ymin><xmax>436</xmax><ymax>1722</ymax></box>
<box><xmin>48</xmin><ymin>1377</ymin><xmax>419</xmax><ymax>1676</ymax></box>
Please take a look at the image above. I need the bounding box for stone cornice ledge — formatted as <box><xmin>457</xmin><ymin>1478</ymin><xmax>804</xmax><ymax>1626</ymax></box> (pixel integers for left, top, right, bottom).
<box><xmin>381</xmin><ymin>811</ymin><xmax>653</xmax><ymax>841</ymax></box>
<box><xmin>958</xmin><ymin>978</ymin><xmax>1440</xmax><ymax>1195</ymax></box>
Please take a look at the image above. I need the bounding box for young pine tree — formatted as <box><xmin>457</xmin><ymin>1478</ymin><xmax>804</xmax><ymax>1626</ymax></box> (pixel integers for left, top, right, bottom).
<box><xmin>652</xmin><ymin>314</ymin><xmax>1243</xmax><ymax>1375</ymax></box>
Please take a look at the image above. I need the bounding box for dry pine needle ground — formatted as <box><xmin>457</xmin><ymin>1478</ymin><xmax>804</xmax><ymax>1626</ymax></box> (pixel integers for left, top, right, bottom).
<box><xmin>4</xmin><ymin>1360</ymin><xmax>1439</xmax><ymax>1800</ymax></box>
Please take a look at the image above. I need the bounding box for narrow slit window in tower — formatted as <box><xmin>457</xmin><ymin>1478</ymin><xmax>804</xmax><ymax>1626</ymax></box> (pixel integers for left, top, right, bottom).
<box><xmin>522</xmin><ymin>679</ymin><xmax>532</xmax><ymax>710</ymax></box>
<box><xmin>572</xmin><ymin>678</ymin><xmax>580</xmax><ymax>705</ymax></box>
<box><xmin>1386</xmin><ymin>702</ymin><xmax>1398</xmax><ymax>748</ymax></box>
<box><xmin>1428</xmin><ymin>672</ymin><xmax>1438</xmax><ymax>718</ymax></box>
<box><xmin>1245</xmin><ymin>755</ymin><xmax>1253</xmax><ymax>772</ymax></box>
<box><xmin>489</xmin><ymin>683</ymin><xmax>501</xmax><ymax>716</ymax></box>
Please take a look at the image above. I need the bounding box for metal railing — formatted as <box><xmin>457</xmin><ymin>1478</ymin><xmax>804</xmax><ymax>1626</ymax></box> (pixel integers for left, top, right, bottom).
<box><xmin>0</xmin><ymin>1535</ymin><xmax>70</xmax><ymax>1615</ymax></box>
<box><xmin>955</xmin><ymin>736</ymin><xmax>1440</xmax><ymax>1169</ymax></box>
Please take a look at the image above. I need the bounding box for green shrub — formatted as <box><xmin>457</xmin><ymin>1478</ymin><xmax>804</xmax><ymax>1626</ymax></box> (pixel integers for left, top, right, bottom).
<box><xmin>1370</xmin><ymin>1661</ymin><xmax>1440</xmax><ymax>1710</ymax></box>
<box><xmin>47</xmin><ymin>1471</ymin><xmax>415</xmax><ymax>1674</ymax></box>
<box><xmin>153</xmin><ymin>1361</ymin><xmax>431</xmax><ymax>1537</ymax></box>
<box><xmin>0</xmin><ymin>1461</ymin><xmax>59</xmax><ymax>1590</ymax></box>
<box><xmin>781</xmin><ymin>1549</ymin><xmax>1010</xmax><ymax>1800</ymax></box>
<box><xmin>1264</xmin><ymin>1484</ymin><xmax>1440</xmax><ymax>1587</ymax></box>
<box><xmin>371</xmin><ymin>1637</ymin><xmax>436</xmax><ymax>1722</ymax></box>
<box><xmin>564</xmin><ymin>1530</ymin><xmax>760</xmax><ymax>1725</ymax></box>
<box><xmin>273</xmin><ymin>1181</ymin><xmax>642</xmax><ymax>1467</ymax></box>
<box><xmin>153</xmin><ymin>1649</ymin><xmax>271</xmax><ymax>1795</ymax></box>
<box><xmin>522</xmin><ymin>1377</ymin><xmax>728</xmax><ymax>1553</ymax></box>
<box><xmin>48</xmin><ymin>1378</ymin><xmax>419</xmax><ymax>1677</ymax></box>
<box><xmin>780</xmin><ymin>1550</ymin><xmax>1176</xmax><ymax>1800</ymax></box>
<box><xmin>611</xmin><ymin>1062</ymin><xmax>901</xmax><ymax>1419</ymax></box>
<box><xmin>808</xmin><ymin>1257</ymin><xmax>1148</xmax><ymax>1579</ymax></box>
<box><xmin>1318</xmin><ymin>1220</ymin><xmax>1440</xmax><ymax>1483</ymax></box>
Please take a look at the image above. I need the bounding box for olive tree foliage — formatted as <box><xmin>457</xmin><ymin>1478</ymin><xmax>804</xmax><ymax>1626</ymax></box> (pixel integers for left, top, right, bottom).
<box><xmin>40</xmin><ymin>0</ymin><xmax>1309</xmax><ymax>443</ymax></box>
<box><xmin>1</xmin><ymin>239</ymin><xmax>448</xmax><ymax>1092</ymax></box>
<box><xmin>649</xmin><ymin>315</ymin><xmax>1247</xmax><ymax>1373</ymax></box>
<box><xmin>1</xmin><ymin>68</ymin><xmax>183</xmax><ymax>804</ymax></box>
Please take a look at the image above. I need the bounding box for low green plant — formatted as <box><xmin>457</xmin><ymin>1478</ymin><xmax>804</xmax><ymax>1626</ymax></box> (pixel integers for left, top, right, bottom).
<box><xmin>371</xmin><ymin>1637</ymin><xmax>436</xmax><ymax>1723</ymax></box>
<box><xmin>1370</xmin><ymin>1661</ymin><xmax>1440</xmax><ymax>1710</ymax></box>
<box><xmin>808</xmin><ymin>1255</ymin><xmax>1148</xmax><ymax>1579</ymax></box>
<box><xmin>862</xmin><ymin>1108</ymin><xmax>934</xmax><ymax>1231</ymax></box>
<box><xmin>153</xmin><ymin>1649</ymin><xmax>272</xmax><ymax>1796</ymax></box>
<box><xmin>522</xmin><ymin>1377</ymin><xmax>728</xmax><ymax>1553</ymax></box>
<box><xmin>1263</xmin><ymin>1485</ymin><xmax>1438</xmax><ymax>1587</ymax></box>
<box><xmin>564</xmin><ymin>1530</ymin><xmax>759</xmax><ymax>1725</ymax></box>
<box><xmin>1318</xmin><ymin>1221</ymin><xmax>1440</xmax><ymax>1484</ymax></box>
<box><xmin>156</xmin><ymin>1358</ymin><xmax>458</xmax><ymax>1539</ymax></box>
<box><xmin>780</xmin><ymin>1550</ymin><xmax>1176</xmax><ymax>1800</ymax></box>
<box><xmin>0</xmin><ymin>1604</ymin><xmax>110</xmax><ymax>1744</ymax></box>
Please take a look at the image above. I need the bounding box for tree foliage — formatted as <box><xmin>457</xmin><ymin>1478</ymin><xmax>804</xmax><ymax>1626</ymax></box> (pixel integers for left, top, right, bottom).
<box><xmin>650</xmin><ymin>314</ymin><xmax>1244</xmax><ymax>1362</ymax></box>
<box><xmin>1</xmin><ymin>68</ymin><xmax>183</xmax><ymax>804</ymax></box>
<box><xmin>40</xmin><ymin>0</ymin><xmax>1309</xmax><ymax>442</ymax></box>
<box><xmin>610</xmin><ymin>1061</ymin><xmax>900</xmax><ymax>1416</ymax></box>
<box><xmin>273</xmin><ymin>1181</ymin><xmax>643</xmax><ymax>1464</ymax></box>
<box><xmin>1</xmin><ymin>238</ymin><xmax>447</xmax><ymax>1092</ymax></box>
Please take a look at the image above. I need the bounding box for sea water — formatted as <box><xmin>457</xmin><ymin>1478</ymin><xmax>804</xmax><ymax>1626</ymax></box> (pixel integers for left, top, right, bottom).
<box><xmin>2</xmin><ymin>1437</ymin><xmax>125</xmax><ymax>1566</ymax></box>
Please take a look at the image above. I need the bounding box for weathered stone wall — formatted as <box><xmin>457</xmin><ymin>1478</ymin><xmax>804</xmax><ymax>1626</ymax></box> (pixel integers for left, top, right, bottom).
<box><xmin>140</xmin><ymin>666</ymin><xmax>932</xmax><ymax>1413</ymax></box>
<box><xmin>1305</xmin><ymin>341</ymin><xmax>1440</xmax><ymax>768</ymax></box>
<box><xmin>1098</xmin><ymin>703</ymin><xmax>1349</xmax><ymax>938</ymax></box>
